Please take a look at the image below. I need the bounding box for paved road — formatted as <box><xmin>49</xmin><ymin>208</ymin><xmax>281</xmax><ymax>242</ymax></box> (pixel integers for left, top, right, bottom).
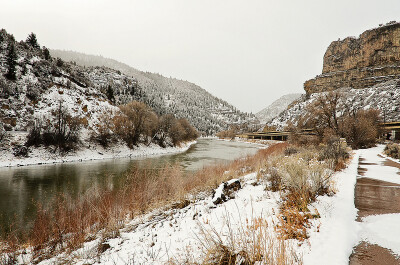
<box><xmin>349</xmin><ymin>146</ymin><xmax>400</xmax><ymax>265</ymax></box>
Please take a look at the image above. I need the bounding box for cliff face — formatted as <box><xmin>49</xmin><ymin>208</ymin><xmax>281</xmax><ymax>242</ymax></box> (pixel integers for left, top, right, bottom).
<box><xmin>305</xmin><ymin>22</ymin><xmax>400</xmax><ymax>94</ymax></box>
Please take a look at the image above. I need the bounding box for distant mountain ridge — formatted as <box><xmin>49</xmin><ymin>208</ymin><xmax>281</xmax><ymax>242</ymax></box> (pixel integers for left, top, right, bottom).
<box><xmin>50</xmin><ymin>50</ymin><xmax>257</xmax><ymax>134</ymax></box>
<box><xmin>255</xmin><ymin>93</ymin><xmax>302</xmax><ymax>124</ymax></box>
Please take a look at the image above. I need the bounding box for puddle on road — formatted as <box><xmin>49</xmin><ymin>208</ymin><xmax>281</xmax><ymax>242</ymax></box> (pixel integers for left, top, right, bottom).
<box><xmin>351</xmin><ymin>155</ymin><xmax>400</xmax><ymax>264</ymax></box>
<box><xmin>355</xmin><ymin>177</ymin><xmax>400</xmax><ymax>219</ymax></box>
<box><xmin>355</xmin><ymin>156</ymin><xmax>400</xmax><ymax>219</ymax></box>
<box><xmin>349</xmin><ymin>242</ymin><xmax>400</xmax><ymax>265</ymax></box>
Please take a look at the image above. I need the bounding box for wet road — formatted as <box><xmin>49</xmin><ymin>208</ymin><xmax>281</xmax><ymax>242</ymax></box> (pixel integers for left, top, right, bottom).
<box><xmin>350</xmin><ymin>148</ymin><xmax>400</xmax><ymax>264</ymax></box>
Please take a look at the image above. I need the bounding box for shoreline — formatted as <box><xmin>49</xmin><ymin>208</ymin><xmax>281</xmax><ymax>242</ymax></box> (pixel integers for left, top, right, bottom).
<box><xmin>217</xmin><ymin>137</ymin><xmax>280</xmax><ymax>148</ymax></box>
<box><xmin>0</xmin><ymin>141</ymin><xmax>197</xmax><ymax>168</ymax></box>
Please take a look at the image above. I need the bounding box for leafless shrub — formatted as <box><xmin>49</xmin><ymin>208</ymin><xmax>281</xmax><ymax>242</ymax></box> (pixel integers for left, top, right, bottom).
<box><xmin>216</xmin><ymin>129</ymin><xmax>236</xmax><ymax>139</ymax></box>
<box><xmin>295</xmin><ymin>91</ymin><xmax>381</xmax><ymax>149</ymax></box>
<box><xmin>90</xmin><ymin>111</ymin><xmax>117</xmax><ymax>147</ymax></box>
<box><xmin>25</xmin><ymin>101</ymin><xmax>82</xmax><ymax>152</ymax></box>
<box><xmin>384</xmin><ymin>143</ymin><xmax>400</xmax><ymax>159</ymax></box>
<box><xmin>340</xmin><ymin>109</ymin><xmax>381</xmax><ymax>149</ymax></box>
<box><xmin>115</xmin><ymin>101</ymin><xmax>159</xmax><ymax>148</ymax></box>
<box><xmin>319</xmin><ymin>135</ymin><xmax>349</xmax><ymax>171</ymax></box>
<box><xmin>155</xmin><ymin>114</ymin><xmax>175</xmax><ymax>147</ymax></box>
<box><xmin>12</xmin><ymin>144</ymin><xmax>29</xmax><ymax>157</ymax></box>
<box><xmin>169</xmin><ymin>118</ymin><xmax>198</xmax><ymax>146</ymax></box>
<box><xmin>284</xmin><ymin>146</ymin><xmax>298</xmax><ymax>156</ymax></box>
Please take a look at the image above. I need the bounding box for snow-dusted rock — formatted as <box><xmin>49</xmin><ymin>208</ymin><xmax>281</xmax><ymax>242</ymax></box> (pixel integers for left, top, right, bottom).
<box><xmin>212</xmin><ymin>179</ymin><xmax>241</xmax><ymax>205</ymax></box>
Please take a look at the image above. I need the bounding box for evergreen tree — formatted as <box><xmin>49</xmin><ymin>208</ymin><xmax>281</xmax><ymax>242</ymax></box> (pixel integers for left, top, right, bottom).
<box><xmin>106</xmin><ymin>85</ymin><xmax>114</xmax><ymax>102</ymax></box>
<box><xmin>26</xmin><ymin>32</ymin><xmax>39</xmax><ymax>49</ymax></box>
<box><xmin>22</xmin><ymin>57</ymin><xmax>30</xmax><ymax>76</ymax></box>
<box><xmin>56</xmin><ymin>57</ymin><xmax>64</xmax><ymax>67</ymax></box>
<box><xmin>43</xmin><ymin>47</ymin><xmax>51</xmax><ymax>60</ymax></box>
<box><xmin>5</xmin><ymin>43</ymin><xmax>17</xmax><ymax>80</ymax></box>
<box><xmin>0</xmin><ymin>33</ymin><xmax>3</xmax><ymax>53</ymax></box>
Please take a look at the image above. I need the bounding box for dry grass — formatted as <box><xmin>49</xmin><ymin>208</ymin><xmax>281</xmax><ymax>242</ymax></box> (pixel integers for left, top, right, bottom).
<box><xmin>0</xmin><ymin>142</ymin><xmax>288</xmax><ymax>262</ymax></box>
<box><xmin>190</xmin><ymin>210</ymin><xmax>302</xmax><ymax>265</ymax></box>
<box><xmin>260</xmin><ymin>146</ymin><xmax>337</xmax><ymax>241</ymax></box>
<box><xmin>385</xmin><ymin>143</ymin><xmax>400</xmax><ymax>159</ymax></box>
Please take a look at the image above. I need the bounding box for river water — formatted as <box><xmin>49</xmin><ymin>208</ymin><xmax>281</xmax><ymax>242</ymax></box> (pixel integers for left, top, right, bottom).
<box><xmin>0</xmin><ymin>139</ymin><xmax>260</xmax><ymax>236</ymax></box>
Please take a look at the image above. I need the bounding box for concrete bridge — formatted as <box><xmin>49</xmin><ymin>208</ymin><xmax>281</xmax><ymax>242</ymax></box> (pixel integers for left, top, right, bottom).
<box><xmin>238</xmin><ymin>128</ymin><xmax>315</xmax><ymax>141</ymax></box>
<box><xmin>239</xmin><ymin>122</ymin><xmax>400</xmax><ymax>141</ymax></box>
<box><xmin>381</xmin><ymin>121</ymin><xmax>400</xmax><ymax>140</ymax></box>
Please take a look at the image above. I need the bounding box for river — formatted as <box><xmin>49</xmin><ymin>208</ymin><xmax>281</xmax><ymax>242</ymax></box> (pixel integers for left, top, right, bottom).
<box><xmin>0</xmin><ymin>139</ymin><xmax>261</xmax><ymax>236</ymax></box>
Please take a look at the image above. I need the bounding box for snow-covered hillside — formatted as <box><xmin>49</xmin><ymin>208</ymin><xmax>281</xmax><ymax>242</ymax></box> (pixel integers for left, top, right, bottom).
<box><xmin>256</xmin><ymin>93</ymin><xmax>302</xmax><ymax>124</ymax></box>
<box><xmin>0</xmin><ymin>30</ymin><xmax>151</xmax><ymax>134</ymax></box>
<box><xmin>268</xmin><ymin>80</ymin><xmax>400</xmax><ymax>129</ymax></box>
<box><xmin>50</xmin><ymin>50</ymin><xmax>258</xmax><ymax>134</ymax></box>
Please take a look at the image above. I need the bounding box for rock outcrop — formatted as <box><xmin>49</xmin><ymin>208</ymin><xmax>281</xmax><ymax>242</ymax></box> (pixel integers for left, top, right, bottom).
<box><xmin>305</xmin><ymin>21</ymin><xmax>400</xmax><ymax>94</ymax></box>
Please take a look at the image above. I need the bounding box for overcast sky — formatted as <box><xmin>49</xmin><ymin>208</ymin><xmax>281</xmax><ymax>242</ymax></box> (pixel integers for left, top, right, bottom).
<box><xmin>1</xmin><ymin>0</ymin><xmax>400</xmax><ymax>113</ymax></box>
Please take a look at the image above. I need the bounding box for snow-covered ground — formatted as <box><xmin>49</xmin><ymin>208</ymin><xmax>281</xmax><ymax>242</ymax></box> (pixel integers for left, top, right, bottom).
<box><xmin>0</xmin><ymin>138</ymin><xmax>196</xmax><ymax>168</ymax></box>
<box><xmin>363</xmin><ymin>145</ymin><xmax>400</xmax><ymax>185</ymax></box>
<box><xmin>15</xmin><ymin>145</ymin><xmax>400</xmax><ymax>264</ymax></box>
<box><xmin>35</xmin><ymin>149</ymin><xmax>362</xmax><ymax>265</ymax></box>
<box><xmin>302</xmin><ymin>151</ymin><xmax>360</xmax><ymax>264</ymax></box>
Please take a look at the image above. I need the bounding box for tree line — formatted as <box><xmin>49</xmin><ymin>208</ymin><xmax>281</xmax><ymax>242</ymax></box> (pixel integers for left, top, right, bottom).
<box><xmin>291</xmin><ymin>91</ymin><xmax>381</xmax><ymax>149</ymax></box>
<box><xmin>24</xmin><ymin>100</ymin><xmax>198</xmax><ymax>154</ymax></box>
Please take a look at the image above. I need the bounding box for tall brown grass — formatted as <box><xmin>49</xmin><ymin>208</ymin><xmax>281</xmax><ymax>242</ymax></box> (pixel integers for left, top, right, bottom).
<box><xmin>175</xmin><ymin>209</ymin><xmax>302</xmax><ymax>265</ymax></box>
<box><xmin>260</xmin><ymin>143</ymin><xmax>348</xmax><ymax>241</ymax></box>
<box><xmin>0</xmin><ymin>142</ymin><xmax>288</xmax><ymax>263</ymax></box>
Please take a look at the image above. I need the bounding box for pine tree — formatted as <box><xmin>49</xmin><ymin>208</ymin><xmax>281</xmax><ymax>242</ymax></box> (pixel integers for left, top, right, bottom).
<box><xmin>22</xmin><ymin>56</ymin><xmax>31</xmax><ymax>76</ymax></box>
<box><xmin>107</xmin><ymin>85</ymin><xmax>114</xmax><ymax>102</ymax></box>
<box><xmin>26</xmin><ymin>32</ymin><xmax>39</xmax><ymax>49</ymax></box>
<box><xmin>5</xmin><ymin>43</ymin><xmax>17</xmax><ymax>80</ymax></box>
<box><xmin>0</xmin><ymin>33</ymin><xmax>3</xmax><ymax>53</ymax></box>
<box><xmin>43</xmin><ymin>47</ymin><xmax>51</xmax><ymax>60</ymax></box>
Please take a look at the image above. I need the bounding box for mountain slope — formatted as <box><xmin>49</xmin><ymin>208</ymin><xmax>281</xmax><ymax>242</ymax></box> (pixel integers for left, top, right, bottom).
<box><xmin>50</xmin><ymin>50</ymin><xmax>257</xmax><ymax>134</ymax></box>
<box><xmin>255</xmin><ymin>93</ymin><xmax>302</xmax><ymax>124</ymax></box>
<box><xmin>268</xmin><ymin>80</ymin><xmax>400</xmax><ymax>129</ymax></box>
<box><xmin>0</xmin><ymin>29</ymin><xmax>147</xmax><ymax>134</ymax></box>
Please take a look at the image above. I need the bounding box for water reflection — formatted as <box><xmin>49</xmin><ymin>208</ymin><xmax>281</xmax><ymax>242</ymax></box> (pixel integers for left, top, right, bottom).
<box><xmin>0</xmin><ymin>139</ymin><xmax>260</xmax><ymax>235</ymax></box>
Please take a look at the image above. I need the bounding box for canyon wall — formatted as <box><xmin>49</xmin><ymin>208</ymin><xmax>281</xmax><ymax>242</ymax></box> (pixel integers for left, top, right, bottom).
<box><xmin>304</xmin><ymin>22</ymin><xmax>400</xmax><ymax>94</ymax></box>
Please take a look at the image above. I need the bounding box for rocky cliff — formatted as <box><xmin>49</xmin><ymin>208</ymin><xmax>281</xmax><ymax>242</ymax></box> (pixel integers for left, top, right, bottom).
<box><xmin>304</xmin><ymin>21</ymin><xmax>400</xmax><ymax>94</ymax></box>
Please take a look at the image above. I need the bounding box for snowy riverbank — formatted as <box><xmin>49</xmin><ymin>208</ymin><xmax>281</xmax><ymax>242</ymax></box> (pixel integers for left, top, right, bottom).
<box><xmin>0</xmin><ymin>137</ymin><xmax>196</xmax><ymax>168</ymax></box>
<box><xmin>33</xmin><ymin>149</ymin><xmax>361</xmax><ymax>265</ymax></box>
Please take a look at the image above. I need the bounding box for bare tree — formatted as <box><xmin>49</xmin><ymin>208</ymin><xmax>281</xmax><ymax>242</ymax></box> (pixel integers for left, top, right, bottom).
<box><xmin>298</xmin><ymin>91</ymin><xmax>342</xmax><ymax>138</ymax></box>
<box><xmin>116</xmin><ymin>101</ymin><xmax>159</xmax><ymax>148</ymax></box>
